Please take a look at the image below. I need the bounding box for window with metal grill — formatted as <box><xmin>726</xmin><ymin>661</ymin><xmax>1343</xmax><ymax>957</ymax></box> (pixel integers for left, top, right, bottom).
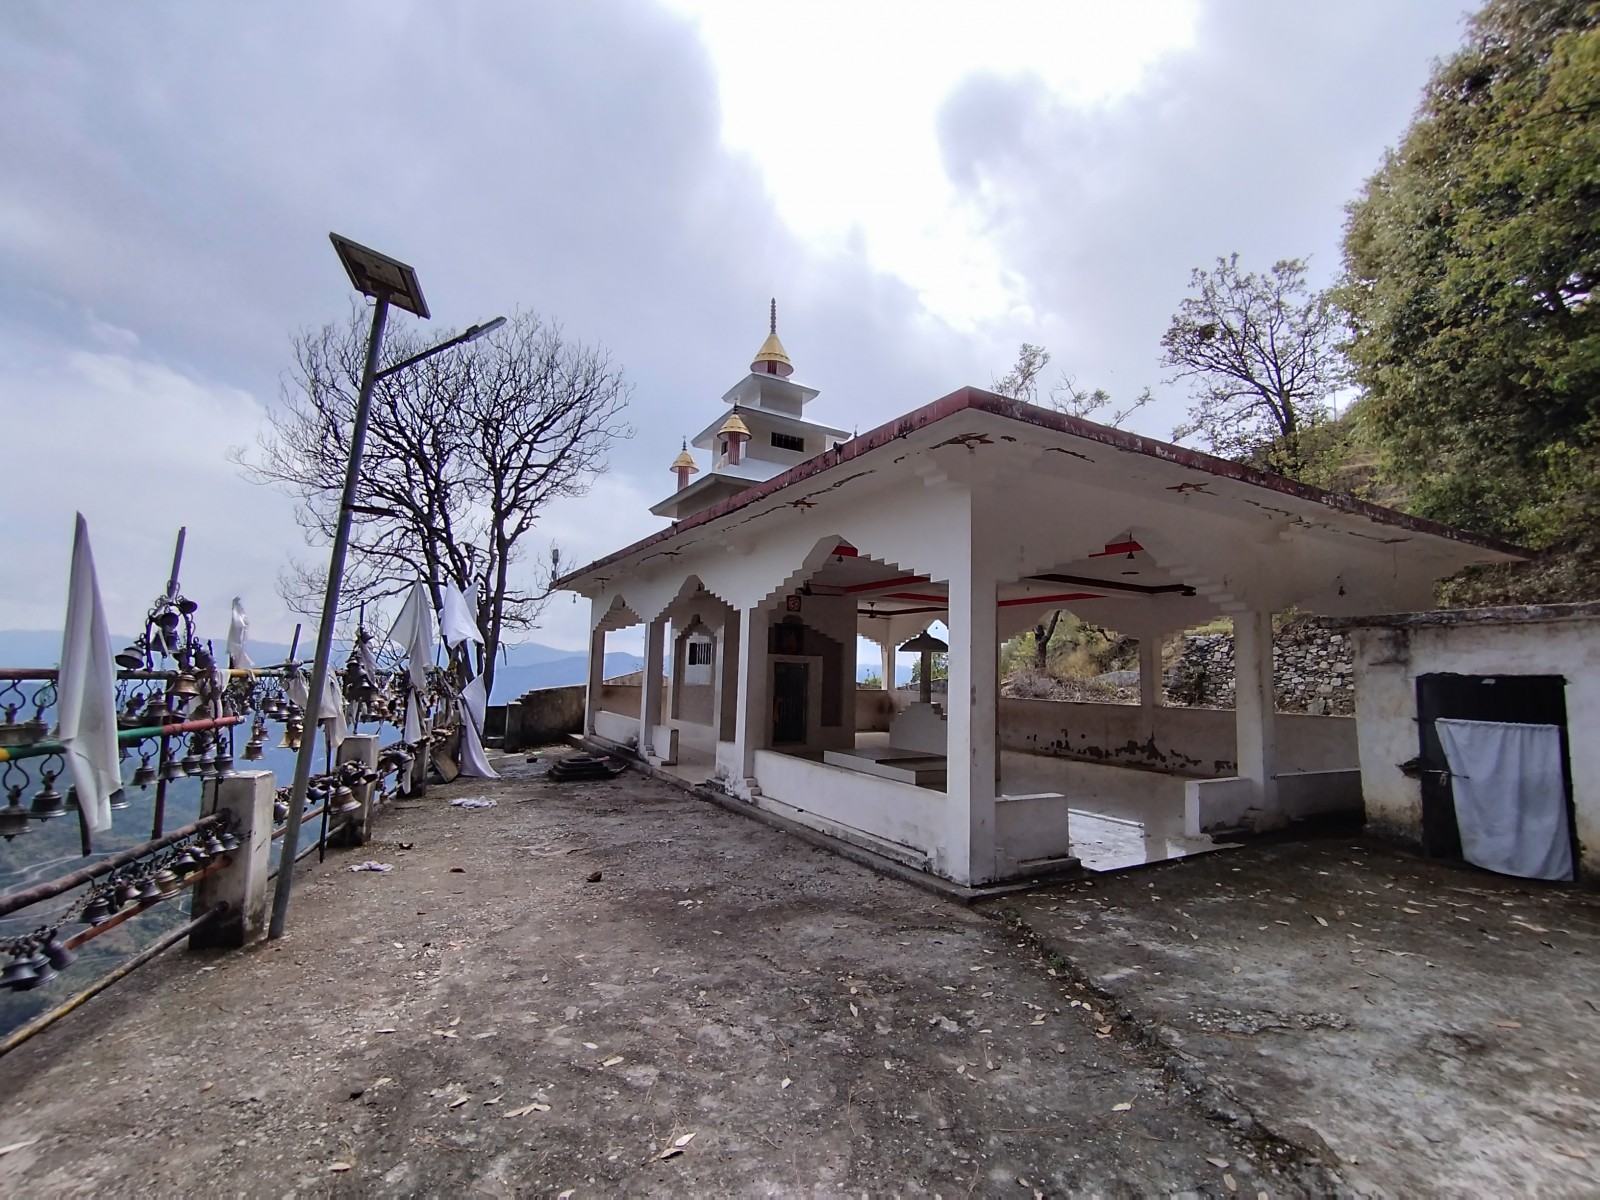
<box><xmin>771</xmin><ymin>432</ymin><xmax>805</xmax><ymax>452</ymax></box>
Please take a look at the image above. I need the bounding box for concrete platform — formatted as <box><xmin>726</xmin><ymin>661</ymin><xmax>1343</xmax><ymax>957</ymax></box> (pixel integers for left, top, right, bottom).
<box><xmin>821</xmin><ymin>745</ymin><xmax>948</xmax><ymax>786</ymax></box>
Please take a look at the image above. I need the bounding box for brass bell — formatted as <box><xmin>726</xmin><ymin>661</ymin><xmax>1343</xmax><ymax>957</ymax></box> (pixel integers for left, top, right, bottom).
<box><xmin>42</xmin><ymin>931</ymin><xmax>75</xmax><ymax>970</ymax></box>
<box><xmin>285</xmin><ymin>728</ymin><xmax>303</xmax><ymax>752</ymax></box>
<box><xmin>242</xmin><ymin>737</ymin><xmax>264</xmax><ymax>762</ymax></box>
<box><xmin>160</xmin><ymin>758</ymin><xmax>184</xmax><ymax>784</ymax></box>
<box><xmin>82</xmin><ymin>894</ymin><xmax>113</xmax><ymax>924</ymax></box>
<box><xmin>133</xmin><ymin>760</ymin><xmax>157</xmax><ymax>788</ymax></box>
<box><xmin>333</xmin><ymin>785</ymin><xmax>360</xmax><ymax>814</ymax></box>
<box><xmin>136</xmin><ymin>877</ymin><xmax>163</xmax><ymax>904</ymax></box>
<box><xmin>152</xmin><ymin>868</ymin><xmax>181</xmax><ymax>898</ymax></box>
<box><xmin>180</xmin><ymin>748</ymin><xmax>202</xmax><ymax>776</ymax></box>
<box><xmin>197</xmin><ymin>750</ymin><xmax>218</xmax><ymax>781</ymax></box>
<box><xmin>30</xmin><ymin>772</ymin><xmax>66</xmax><ymax>818</ymax></box>
<box><xmin>214</xmin><ymin>750</ymin><xmax>235</xmax><ymax>779</ymax></box>
<box><xmin>115</xmin><ymin>644</ymin><xmax>145</xmax><ymax>670</ymax></box>
<box><xmin>18</xmin><ymin>946</ymin><xmax>54</xmax><ymax>990</ymax></box>
<box><xmin>170</xmin><ymin>849</ymin><xmax>198</xmax><ymax>874</ymax></box>
<box><xmin>202</xmin><ymin>832</ymin><xmax>227</xmax><ymax>857</ymax></box>
<box><xmin>219</xmin><ymin>828</ymin><xmax>240</xmax><ymax>852</ymax></box>
<box><xmin>114</xmin><ymin>879</ymin><xmax>140</xmax><ymax>907</ymax></box>
<box><xmin>143</xmin><ymin>695</ymin><xmax>170</xmax><ymax>724</ymax></box>
<box><xmin>0</xmin><ymin>954</ymin><xmax>39</xmax><ymax>990</ymax></box>
<box><xmin>108</xmin><ymin>787</ymin><xmax>132</xmax><ymax>811</ymax></box>
<box><xmin>0</xmin><ymin>790</ymin><xmax>32</xmax><ymax>840</ymax></box>
<box><xmin>273</xmin><ymin>799</ymin><xmax>289</xmax><ymax>823</ymax></box>
<box><xmin>171</xmin><ymin>672</ymin><xmax>200</xmax><ymax>698</ymax></box>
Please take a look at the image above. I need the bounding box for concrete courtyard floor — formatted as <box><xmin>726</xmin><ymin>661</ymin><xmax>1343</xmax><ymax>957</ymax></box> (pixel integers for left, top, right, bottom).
<box><xmin>0</xmin><ymin>750</ymin><xmax>1592</xmax><ymax>1195</ymax></box>
<box><xmin>998</xmin><ymin>837</ymin><xmax>1600</xmax><ymax>1195</ymax></box>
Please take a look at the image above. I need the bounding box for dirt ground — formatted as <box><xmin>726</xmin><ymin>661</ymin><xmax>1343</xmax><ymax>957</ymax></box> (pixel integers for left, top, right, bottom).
<box><xmin>1001</xmin><ymin>838</ymin><xmax>1600</xmax><ymax>1195</ymax></box>
<box><xmin>0</xmin><ymin>752</ymin><xmax>1319</xmax><ymax>1197</ymax></box>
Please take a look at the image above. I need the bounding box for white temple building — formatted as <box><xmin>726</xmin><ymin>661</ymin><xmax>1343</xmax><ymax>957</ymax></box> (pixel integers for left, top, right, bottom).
<box><xmin>557</xmin><ymin>307</ymin><xmax>1525</xmax><ymax>887</ymax></box>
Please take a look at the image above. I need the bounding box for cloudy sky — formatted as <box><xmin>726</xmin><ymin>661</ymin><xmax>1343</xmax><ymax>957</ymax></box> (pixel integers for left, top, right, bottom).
<box><xmin>0</xmin><ymin>0</ymin><xmax>1473</xmax><ymax>654</ymax></box>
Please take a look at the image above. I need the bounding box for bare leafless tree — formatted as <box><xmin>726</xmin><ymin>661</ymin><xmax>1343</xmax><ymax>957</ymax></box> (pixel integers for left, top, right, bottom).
<box><xmin>1162</xmin><ymin>255</ymin><xmax>1346</xmax><ymax>474</ymax></box>
<box><xmin>238</xmin><ymin>306</ymin><xmax>632</xmax><ymax>698</ymax></box>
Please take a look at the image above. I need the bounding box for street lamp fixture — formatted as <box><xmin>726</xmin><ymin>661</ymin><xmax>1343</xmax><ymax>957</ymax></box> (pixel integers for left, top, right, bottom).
<box><xmin>269</xmin><ymin>234</ymin><xmax>501</xmax><ymax>940</ymax></box>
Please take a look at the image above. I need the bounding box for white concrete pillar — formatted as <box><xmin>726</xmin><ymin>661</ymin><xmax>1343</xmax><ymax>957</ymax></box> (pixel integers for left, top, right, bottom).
<box><xmin>639</xmin><ymin>617</ymin><xmax>666</xmax><ymax>757</ymax></box>
<box><xmin>945</xmin><ymin>544</ymin><xmax>998</xmax><ymax>886</ymax></box>
<box><xmin>880</xmin><ymin>641</ymin><xmax>895</xmax><ymax>692</ymax></box>
<box><xmin>669</xmin><ymin>625</ymin><xmax>688</xmax><ymax>720</ymax></box>
<box><xmin>715</xmin><ymin>615</ymin><xmax>740</xmax><ymax>742</ymax></box>
<box><xmin>1139</xmin><ymin>638</ymin><xmax>1164</xmax><ymax>711</ymax></box>
<box><xmin>191</xmin><ymin>770</ymin><xmax>274</xmax><ymax>950</ymax></box>
<box><xmin>338</xmin><ymin>733</ymin><xmax>380</xmax><ymax>845</ymax></box>
<box><xmin>584</xmin><ymin>617</ymin><xmax>606</xmax><ymax>736</ymax></box>
<box><xmin>729</xmin><ymin>604</ymin><xmax>771</xmax><ymax>792</ymax></box>
<box><xmin>1233</xmin><ymin>610</ymin><xmax>1279</xmax><ymax>810</ymax></box>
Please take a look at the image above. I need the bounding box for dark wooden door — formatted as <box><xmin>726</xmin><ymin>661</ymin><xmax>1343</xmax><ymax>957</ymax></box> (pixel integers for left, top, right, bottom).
<box><xmin>772</xmin><ymin>661</ymin><xmax>809</xmax><ymax>745</ymax></box>
<box><xmin>1415</xmin><ymin>672</ymin><xmax>1571</xmax><ymax>860</ymax></box>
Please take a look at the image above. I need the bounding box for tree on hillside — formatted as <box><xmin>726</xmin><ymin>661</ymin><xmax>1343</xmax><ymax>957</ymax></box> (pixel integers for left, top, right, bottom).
<box><xmin>1161</xmin><ymin>255</ymin><xmax>1346</xmax><ymax>475</ymax></box>
<box><xmin>1339</xmin><ymin>0</ymin><xmax>1600</xmax><ymax>544</ymax></box>
<box><xmin>240</xmin><ymin>307</ymin><xmax>632</xmax><ymax>698</ymax></box>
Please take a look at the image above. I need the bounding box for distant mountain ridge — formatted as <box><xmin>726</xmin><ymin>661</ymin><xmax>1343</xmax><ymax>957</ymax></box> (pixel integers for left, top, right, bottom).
<box><xmin>0</xmin><ymin>629</ymin><xmax>626</xmax><ymax>706</ymax></box>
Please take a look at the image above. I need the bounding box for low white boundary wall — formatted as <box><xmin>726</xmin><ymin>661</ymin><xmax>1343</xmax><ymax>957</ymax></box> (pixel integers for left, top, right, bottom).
<box><xmin>751</xmin><ymin>749</ymin><xmax>943</xmax><ymax>869</ymax></box>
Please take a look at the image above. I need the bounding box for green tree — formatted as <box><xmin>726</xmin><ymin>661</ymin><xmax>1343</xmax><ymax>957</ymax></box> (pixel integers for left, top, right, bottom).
<box><xmin>1338</xmin><ymin>0</ymin><xmax>1600</xmax><ymax>543</ymax></box>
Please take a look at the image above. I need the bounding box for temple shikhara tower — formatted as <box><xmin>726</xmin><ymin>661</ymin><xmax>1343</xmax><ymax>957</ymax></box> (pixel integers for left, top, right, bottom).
<box><xmin>556</xmin><ymin>301</ymin><xmax>1523</xmax><ymax>888</ymax></box>
<box><xmin>653</xmin><ymin>301</ymin><xmax>848</xmax><ymax>522</ymax></box>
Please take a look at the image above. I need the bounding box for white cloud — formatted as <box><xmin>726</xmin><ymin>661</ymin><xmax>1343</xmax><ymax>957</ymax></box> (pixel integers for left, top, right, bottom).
<box><xmin>664</xmin><ymin>0</ymin><xmax>1198</xmax><ymax>330</ymax></box>
<box><xmin>0</xmin><ymin>336</ymin><xmax>301</xmax><ymax>642</ymax></box>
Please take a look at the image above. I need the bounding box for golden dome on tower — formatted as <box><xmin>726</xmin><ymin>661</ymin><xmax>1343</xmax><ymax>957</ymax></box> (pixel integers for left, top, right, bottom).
<box><xmin>750</xmin><ymin>298</ymin><xmax>795</xmax><ymax>378</ymax></box>
<box><xmin>718</xmin><ymin>411</ymin><xmax>751</xmax><ymax>438</ymax></box>
<box><xmin>670</xmin><ymin>445</ymin><xmax>699</xmax><ymax>474</ymax></box>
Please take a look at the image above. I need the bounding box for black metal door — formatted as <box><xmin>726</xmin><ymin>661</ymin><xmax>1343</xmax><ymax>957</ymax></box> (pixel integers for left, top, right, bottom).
<box><xmin>1415</xmin><ymin>673</ymin><xmax>1571</xmax><ymax>860</ymax></box>
<box><xmin>772</xmin><ymin>662</ymin><xmax>808</xmax><ymax>745</ymax></box>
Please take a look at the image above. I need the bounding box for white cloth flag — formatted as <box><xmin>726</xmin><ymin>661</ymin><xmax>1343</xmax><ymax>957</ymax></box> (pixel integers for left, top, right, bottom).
<box><xmin>439</xmin><ymin>582</ymin><xmax>484</xmax><ymax>649</ymax></box>
<box><xmin>457</xmin><ymin>671</ymin><xmax>498</xmax><ymax>778</ymax></box>
<box><xmin>227</xmin><ymin>597</ymin><xmax>255</xmax><ymax>671</ymax></box>
<box><xmin>1436</xmin><ymin>718</ymin><xmax>1572</xmax><ymax>882</ymax></box>
<box><xmin>288</xmin><ymin>666</ymin><xmax>348</xmax><ymax>749</ymax></box>
<box><xmin>388</xmin><ymin>581</ymin><xmax>435</xmax><ymax>691</ymax></box>
<box><xmin>56</xmin><ymin>514</ymin><xmax>120</xmax><ymax>833</ymax></box>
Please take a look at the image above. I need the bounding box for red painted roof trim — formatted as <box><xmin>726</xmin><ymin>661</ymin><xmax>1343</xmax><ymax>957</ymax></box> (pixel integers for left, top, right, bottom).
<box><xmin>557</xmin><ymin>388</ymin><xmax>1529</xmax><ymax>588</ymax></box>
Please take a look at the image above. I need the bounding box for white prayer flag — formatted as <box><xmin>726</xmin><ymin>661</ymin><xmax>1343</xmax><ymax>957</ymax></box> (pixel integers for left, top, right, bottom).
<box><xmin>56</xmin><ymin>515</ymin><xmax>120</xmax><ymax>833</ymax></box>
<box><xmin>227</xmin><ymin>597</ymin><xmax>255</xmax><ymax>671</ymax></box>
<box><xmin>439</xmin><ymin>582</ymin><xmax>484</xmax><ymax>649</ymax></box>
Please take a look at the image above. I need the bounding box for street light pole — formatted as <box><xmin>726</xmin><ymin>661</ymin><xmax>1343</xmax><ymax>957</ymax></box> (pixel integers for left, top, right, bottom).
<box><xmin>267</xmin><ymin>234</ymin><xmax>505</xmax><ymax>940</ymax></box>
<box><xmin>269</xmin><ymin>292</ymin><xmax>391</xmax><ymax>939</ymax></box>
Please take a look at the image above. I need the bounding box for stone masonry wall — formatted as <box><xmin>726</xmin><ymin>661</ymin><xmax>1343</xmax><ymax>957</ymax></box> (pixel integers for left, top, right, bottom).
<box><xmin>1164</xmin><ymin>622</ymin><xmax>1355</xmax><ymax>715</ymax></box>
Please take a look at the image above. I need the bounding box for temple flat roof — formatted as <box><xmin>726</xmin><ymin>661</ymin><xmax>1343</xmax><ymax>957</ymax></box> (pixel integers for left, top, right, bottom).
<box><xmin>558</xmin><ymin>387</ymin><xmax>1526</xmax><ymax>590</ymax></box>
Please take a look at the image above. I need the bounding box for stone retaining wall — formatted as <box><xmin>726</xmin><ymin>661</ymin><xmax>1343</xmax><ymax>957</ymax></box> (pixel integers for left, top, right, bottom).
<box><xmin>1165</xmin><ymin>622</ymin><xmax>1355</xmax><ymax>715</ymax></box>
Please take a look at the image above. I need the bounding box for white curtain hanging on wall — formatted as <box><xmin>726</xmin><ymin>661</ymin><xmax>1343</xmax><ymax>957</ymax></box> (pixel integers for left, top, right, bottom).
<box><xmin>1436</xmin><ymin>718</ymin><xmax>1572</xmax><ymax>882</ymax></box>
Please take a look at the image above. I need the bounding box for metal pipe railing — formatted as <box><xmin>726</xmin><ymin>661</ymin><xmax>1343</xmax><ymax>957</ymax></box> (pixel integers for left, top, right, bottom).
<box><xmin>0</xmin><ymin>903</ymin><xmax>227</xmax><ymax>1061</ymax></box>
<box><xmin>0</xmin><ymin>714</ymin><xmax>246</xmax><ymax>764</ymax></box>
<box><xmin>0</xmin><ymin>814</ymin><xmax>223</xmax><ymax>919</ymax></box>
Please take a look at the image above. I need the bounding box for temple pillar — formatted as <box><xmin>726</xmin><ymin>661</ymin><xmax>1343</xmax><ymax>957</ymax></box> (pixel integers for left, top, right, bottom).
<box><xmin>728</xmin><ymin>604</ymin><xmax>770</xmax><ymax>794</ymax></box>
<box><xmin>880</xmin><ymin>640</ymin><xmax>895</xmax><ymax>692</ymax></box>
<box><xmin>584</xmin><ymin>611</ymin><xmax>606</xmax><ymax>736</ymax></box>
<box><xmin>639</xmin><ymin>617</ymin><xmax>666</xmax><ymax>757</ymax></box>
<box><xmin>715</xmin><ymin>614</ymin><xmax>740</xmax><ymax>742</ymax></box>
<box><xmin>1233</xmin><ymin>610</ymin><xmax>1279</xmax><ymax>810</ymax></box>
<box><xmin>945</xmin><ymin>542</ymin><xmax>998</xmax><ymax>886</ymax></box>
<box><xmin>1139</xmin><ymin>638</ymin><xmax>1164</xmax><ymax>711</ymax></box>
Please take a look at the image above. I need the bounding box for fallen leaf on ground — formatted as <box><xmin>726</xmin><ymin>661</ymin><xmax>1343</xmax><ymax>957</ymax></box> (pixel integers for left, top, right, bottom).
<box><xmin>657</xmin><ymin>1132</ymin><xmax>696</xmax><ymax>1160</ymax></box>
<box><xmin>200</xmin><ymin>1082</ymin><xmax>215</xmax><ymax>1093</ymax></box>
<box><xmin>1314</xmin><ymin>916</ymin><xmax>1329</xmax><ymax>927</ymax></box>
<box><xmin>1112</xmin><ymin>1101</ymin><xmax>1132</xmax><ymax>1112</ymax></box>
<box><xmin>448</xmin><ymin>1096</ymin><xmax>470</xmax><ymax>1109</ymax></box>
<box><xmin>374</xmin><ymin>1028</ymin><xmax>397</xmax><ymax>1035</ymax></box>
<box><xmin>602</xmin><ymin>1055</ymin><xmax>624</xmax><ymax>1067</ymax></box>
<box><xmin>1223</xmin><ymin>1173</ymin><xmax>1237</xmax><ymax>1193</ymax></box>
<box><xmin>1554</xmin><ymin>1145</ymin><xmax>1589</xmax><ymax>1160</ymax></box>
<box><xmin>1494</xmin><ymin>1020</ymin><xmax>1523</xmax><ymax>1029</ymax></box>
<box><xmin>0</xmin><ymin>1137</ymin><xmax>42</xmax><ymax>1157</ymax></box>
<box><xmin>505</xmin><ymin>1103</ymin><xmax>551</xmax><ymax>1117</ymax></box>
<box><xmin>781</xmin><ymin>1078</ymin><xmax>792</xmax><ymax>1089</ymax></box>
<box><xmin>329</xmin><ymin>1163</ymin><xmax>352</xmax><ymax>1172</ymax></box>
<box><xmin>582</xmin><ymin>1042</ymin><xmax>599</xmax><ymax>1050</ymax></box>
<box><xmin>1207</xmin><ymin>1157</ymin><xmax>1229</xmax><ymax>1169</ymax></box>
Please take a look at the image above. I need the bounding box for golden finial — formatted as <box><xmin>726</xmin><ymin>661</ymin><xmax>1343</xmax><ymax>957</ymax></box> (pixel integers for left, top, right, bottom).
<box><xmin>751</xmin><ymin>298</ymin><xmax>794</xmax><ymax>377</ymax></box>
